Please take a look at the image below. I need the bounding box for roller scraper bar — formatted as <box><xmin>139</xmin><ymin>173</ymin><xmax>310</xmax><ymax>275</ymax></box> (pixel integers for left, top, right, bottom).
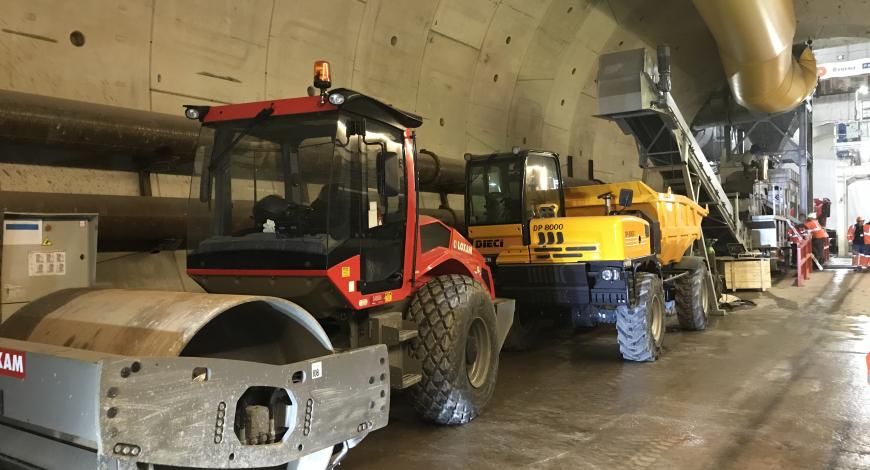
<box><xmin>0</xmin><ymin>338</ymin><xmax>389</xmax><ymax>469</ymax></box>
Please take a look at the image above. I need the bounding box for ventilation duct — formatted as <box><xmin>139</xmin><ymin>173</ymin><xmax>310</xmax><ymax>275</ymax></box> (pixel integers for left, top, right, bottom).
<box><xmin>692</xmin><ymin>0</ymin><xmax>818</xmax><ymax>114</ymax></box>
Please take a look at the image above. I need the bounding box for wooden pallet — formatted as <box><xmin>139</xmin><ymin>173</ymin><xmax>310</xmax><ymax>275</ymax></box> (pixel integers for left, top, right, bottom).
<box><xmin>717</xmin><ymin>257</ymin><xmax>772</xmax><ymax>291</ymax></box>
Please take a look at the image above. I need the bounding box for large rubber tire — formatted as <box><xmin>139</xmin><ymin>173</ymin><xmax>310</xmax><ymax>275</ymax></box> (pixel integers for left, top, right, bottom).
<box><xmin>407</xmin><ymin>274</ymin><xmax>500</xmax><ymax>425</ymax></box>
<box><xmin>501</xmin><ymin>307</ymin><xmax>541</xmax><ymax>351</ymax></box>
<box><xmin>616</xmin><ymin>273</ymin><xmax>665</xmax><ymax>362</ymax></box>
<box><xmin>675</xmin><ymin>263</ymin><xmax>710</xmax><ymax>331</ymax></box>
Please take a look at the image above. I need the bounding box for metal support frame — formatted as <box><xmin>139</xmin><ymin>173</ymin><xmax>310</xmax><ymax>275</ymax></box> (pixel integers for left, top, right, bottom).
<box><xmin>595</xmin><ymin>49</ymin><xmax>743</xmax><ymax>315</ymax></box>
<box><xmin>733</xmin><ymin>102</ymin><xmax>814</xmax><ymax>216</ymax></box>
<box><xmin>137</xmin><ymin>169</ymin><xmax>152</xmax><ymax>197</ymax></box>
<box><xmin>665</xmin><ymin>119</ymin><xmax>727</xmax><ymax>316</ymax></box>
<box><xmin>630</xmin><ymin>97</ymin><xmax>746</xmax><ymax>254</ymax></box>
<box><xmin>634</xmin><ymin>100</ymin><xmax>727</xmax><ymax>315</ymax></box>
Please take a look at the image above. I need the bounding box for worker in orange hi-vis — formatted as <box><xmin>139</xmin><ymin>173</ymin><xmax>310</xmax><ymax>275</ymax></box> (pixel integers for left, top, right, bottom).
<box><xmin>848</xmin><ymin>216</ymin><xmax>865</xmax><ymax>270</ymax></box>
<box><xmin>866</xmin><ymin>351</ymin><xmax>870</xmax><ymax>385</ymax></box>
<box><xmin>862</xmin><ymin>220</ymin><xmax>870</xmax><ymax>269</ymax></box>
<box><xmin>804</xmin><ymin>213</ymin><xmax>828</xmax><ymax>265</ymax></box>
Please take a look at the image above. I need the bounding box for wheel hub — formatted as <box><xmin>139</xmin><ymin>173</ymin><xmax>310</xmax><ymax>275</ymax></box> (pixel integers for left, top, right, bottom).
<box><xmin>650</xmin><ymin>296</ymin><xmax>665</xmax><ymax>345</ymax></box>
<box><xmin>465</xmin><ymin>340</ymin><xmax>478</xmax><ymax>364</ymax></box>
<box><xmin>465</xmin><ymin>317</ymin><xmax>492</xmax><ymax>389</ymax></box>
<box><xmin>700</xmin><ymin>277</ymin><xmax>710</xmax><ymax>316</ymax></box>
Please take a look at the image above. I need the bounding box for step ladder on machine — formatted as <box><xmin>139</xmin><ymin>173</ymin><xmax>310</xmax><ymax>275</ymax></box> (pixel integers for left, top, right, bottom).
<box><xmin>594</xmin><ymin>47</ymin><xmax>750</xmax><ymax>316</ymax></box>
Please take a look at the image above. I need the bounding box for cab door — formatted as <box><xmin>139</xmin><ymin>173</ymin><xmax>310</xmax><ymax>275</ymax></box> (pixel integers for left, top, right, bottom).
<box><xmin>357</xmin><ymin>120</ymin><xmax>407</xmax><ymax>294</ymax></box>
<box><xmin>522</xmin><ymin>153</ymin><xmax>564</xmax><ymax>243</ymax></box>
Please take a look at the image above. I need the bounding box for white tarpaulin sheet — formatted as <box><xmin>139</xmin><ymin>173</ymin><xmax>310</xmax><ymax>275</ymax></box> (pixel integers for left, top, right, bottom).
<box><xmin>847</xmin><ymin>179</ymin><xmax>870</xmax><ymax>222</ymax></box>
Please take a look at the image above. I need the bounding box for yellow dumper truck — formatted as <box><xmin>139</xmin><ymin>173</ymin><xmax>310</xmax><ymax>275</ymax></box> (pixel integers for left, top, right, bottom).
<box><xmin>465</xmin><ymin>150</ymin><xmax>710</xmax><ymax>361</ymax></box>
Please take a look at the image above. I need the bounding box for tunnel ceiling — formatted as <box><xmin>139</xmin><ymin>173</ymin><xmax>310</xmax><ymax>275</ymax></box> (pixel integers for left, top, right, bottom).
<box><xmin>1</xmin><ymin>0</ymin><xmax>869</xmax><ymax>184</ymax></box>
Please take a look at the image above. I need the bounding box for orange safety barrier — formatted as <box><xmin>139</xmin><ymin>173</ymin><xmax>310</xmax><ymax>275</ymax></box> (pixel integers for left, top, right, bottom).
<box><xmin>795</xmin><ymin>237</ymin><xmax>812</xmax><ymax>287</ymax></box>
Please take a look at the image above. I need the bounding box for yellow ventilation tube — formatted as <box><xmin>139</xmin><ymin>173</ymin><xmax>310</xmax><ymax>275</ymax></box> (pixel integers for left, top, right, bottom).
<box><xmin>692</xmin><ymin>0</ymin><xmax>818</xmax><ymax>114</ymax></box>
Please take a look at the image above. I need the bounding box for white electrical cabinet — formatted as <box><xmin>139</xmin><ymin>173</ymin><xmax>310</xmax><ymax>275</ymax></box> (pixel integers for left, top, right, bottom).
<box><xmin>1</xmin><ymin>212</ymin><xmax>98</xmax><ymax>321</ymax></box>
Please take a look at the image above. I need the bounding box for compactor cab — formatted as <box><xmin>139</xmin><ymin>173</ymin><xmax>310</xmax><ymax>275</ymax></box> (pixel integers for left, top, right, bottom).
<box><xmin>185</xmin><ymin>89</ymin><xmax>418</xmax><ymax>311</ymax></box>
<box><xmin>465</xmin><ymin>150</ymin><xmax>711</xmax><ymax>361</ymax></box>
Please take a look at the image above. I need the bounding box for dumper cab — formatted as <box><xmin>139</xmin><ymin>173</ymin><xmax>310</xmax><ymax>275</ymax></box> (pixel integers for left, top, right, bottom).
<box><xmin>465</xmin><ymin>150</ymin><xmax>565</xmax><ymax>264</ymax></box>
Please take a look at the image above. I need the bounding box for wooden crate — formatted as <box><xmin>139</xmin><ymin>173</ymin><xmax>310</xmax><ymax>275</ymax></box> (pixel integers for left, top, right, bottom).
<box><xmin>718</xmin><ymin>257</ymin><xmax>772</xmax><ymax>291</ymax></box>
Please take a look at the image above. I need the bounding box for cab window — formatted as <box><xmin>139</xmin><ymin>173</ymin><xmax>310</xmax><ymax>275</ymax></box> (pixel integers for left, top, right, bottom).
<box><xmin>524</xmin><ymin>155</ymin><xmax>561</xmax><ymax>220</ymax></box>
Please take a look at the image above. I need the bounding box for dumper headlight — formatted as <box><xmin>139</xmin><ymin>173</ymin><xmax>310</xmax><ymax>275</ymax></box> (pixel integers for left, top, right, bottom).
<box><xmin>601</xmin><ymin>269</ymin><xmax>614</xmax><ymax>281</ymax></box>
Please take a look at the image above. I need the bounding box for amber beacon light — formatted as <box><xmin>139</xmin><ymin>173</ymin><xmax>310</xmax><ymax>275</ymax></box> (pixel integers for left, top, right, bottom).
<box><xmin>314</xmin><ymin>60</ymin><xmax>332</xmax><ymax>102</ymax></box>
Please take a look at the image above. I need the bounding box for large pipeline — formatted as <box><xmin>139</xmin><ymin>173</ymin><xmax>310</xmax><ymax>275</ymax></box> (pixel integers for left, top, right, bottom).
<box><xmin>1</xmin><ymin>191</ymin><xmax>189</xmax><ymax>251</ymax></box>
<box><xmin>0</xmin><ymin>92</ymin><xmax>472</xmax><ymax>248</ymax></box>
<box><xmin>692</xmin><ymin>0</ymin><xmax>817</xmax><ymax>114</ymax></box>
<box><xmin>0</xmin><ymin>90</ymin><xmax>467</xmax><ymax>191</ymax></box>
<box><xmin>418</xmin><ymin>149</ymin><xmax>465</xmax><ymax>193</ymax></box>
<box><xmin>0</xmin><ymin>89</ymin><xmax>200</xmax><ymax>162</ymax></box>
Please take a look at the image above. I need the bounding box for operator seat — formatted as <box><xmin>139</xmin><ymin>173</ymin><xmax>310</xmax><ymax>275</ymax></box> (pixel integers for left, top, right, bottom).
<box><xmin>485</xmin><ymin>192</ymin><xmax>514</xmax><ymax>224</ymax></box>
<box><xmin>253</xmin><ymin>194</ymin><xmax>291</xmax><ymax>228</ymax></box>
<box><xmin>311</xmin><ymin>183</ymin><xmax>352</xmax><ymax>241</ymax></box>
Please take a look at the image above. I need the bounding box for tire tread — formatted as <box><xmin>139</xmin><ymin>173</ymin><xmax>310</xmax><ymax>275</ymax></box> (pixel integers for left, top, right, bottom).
<box><xmin>675</xmin><ymin>264</ymin><xmax>708</xmax><ymax>330</ymax></box>
<box><xmin>616</xmin><ymin>273</ymin><xmax>663</xmax><ymax>362</ymax></box>
<box><xmin>407</xmin><ymin>274</ymin><xmax>497</xmax><ymax>425</ymax></box>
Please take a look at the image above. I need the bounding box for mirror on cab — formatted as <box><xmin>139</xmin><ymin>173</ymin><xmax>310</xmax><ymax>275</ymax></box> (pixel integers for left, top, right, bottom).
<box><xmin>377</xmin><ymin>151</ymin><xmax>401</xmax><ymax>197</ymax></box>
<box><xmin>619</xmin><ymin>188</ymin><xmax>634</xmax><ymax>208</ymax></box>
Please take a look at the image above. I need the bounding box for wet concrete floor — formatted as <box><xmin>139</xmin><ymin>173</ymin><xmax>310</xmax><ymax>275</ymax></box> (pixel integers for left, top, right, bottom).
<box><xmin>345</xmin><ymin>270</ymin><xmax>870</xmax><ymax>469</ymax></box>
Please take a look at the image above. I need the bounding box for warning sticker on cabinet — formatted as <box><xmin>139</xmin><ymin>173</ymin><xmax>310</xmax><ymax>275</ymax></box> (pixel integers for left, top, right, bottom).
<box><xmin>28</xmin><ymin>251</ymin><xmax>67</xmax><ymax>277</ymax></box>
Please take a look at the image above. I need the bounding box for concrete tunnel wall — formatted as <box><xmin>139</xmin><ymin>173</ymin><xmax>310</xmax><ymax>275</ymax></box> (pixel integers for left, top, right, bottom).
<box><xmin>0</xmin><ymin>0</ymin><xmax>732</xmax><ymax>201</ymax></box>
<box><xmin>2</xmin><ymin>0</ymin><xmax>866</xmax><ymax>293</ymax></box>
<box><xmin>1</xmin><ymin>0</ymin><xmax>867</xmax><ymax>198</ymax></box>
